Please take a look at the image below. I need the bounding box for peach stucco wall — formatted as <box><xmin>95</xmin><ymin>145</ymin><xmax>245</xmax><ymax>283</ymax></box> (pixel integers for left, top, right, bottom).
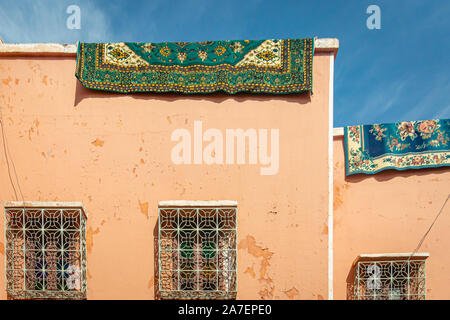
<box><xmin>333</xmin><ymin>136</ymin><xmax>450</xmax><ymax>299</ymax></box>
<box><xmin>0</xmin><ymin>52</ymin><xmax>333</xmax><ymax>299</ymax></box>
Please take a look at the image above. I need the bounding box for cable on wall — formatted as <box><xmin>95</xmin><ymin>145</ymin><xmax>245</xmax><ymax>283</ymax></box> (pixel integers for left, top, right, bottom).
<box><xmin>408</xmin><ymin>193</ymin><xmax>450</xmax><ymax>260</ymax></box>
<box><xmin>0</xmin><ymin>103</ymin><xmax>25</xmax><ymax>202</ymax></box>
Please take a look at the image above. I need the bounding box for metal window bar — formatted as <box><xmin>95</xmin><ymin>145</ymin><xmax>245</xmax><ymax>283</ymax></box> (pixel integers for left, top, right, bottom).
<box><xmin>354</xmin><ymin>259</ymin><xmax>426</xmax><ymax>300</ymax></box>
<box><xmin>158</xmin><ymin>206</ymin><xmax>237</xmax><ymax>299</ymax></box>
<box><xmin>5</xmin><ymin>207</ymin><xmax>87</xmax><ymax>299</ymax></box>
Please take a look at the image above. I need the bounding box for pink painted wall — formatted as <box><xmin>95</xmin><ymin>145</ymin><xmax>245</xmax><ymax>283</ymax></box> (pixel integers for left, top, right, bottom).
<box><xmin>333</xmin><ymin>136</ymin><xmax>450</xmax><ymax>299</ymax></box>
<box><xmin>0</xmin><ymin>52</ymin><xmax>333</xmax><ymax>299</ymax></box>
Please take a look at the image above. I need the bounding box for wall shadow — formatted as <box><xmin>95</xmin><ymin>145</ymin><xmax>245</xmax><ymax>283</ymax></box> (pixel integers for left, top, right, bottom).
<box><xmin>345</xmin><ymin>262</ymin><xmax>356</xmax><ymax>300</ymax></box>
<box><xmin>153</xmin><ymin>218</ymin><xmax>160</xmax><ymax>300</ymax></box>
<box><xmin>73</xmin><ymin>78</ymin><xmax>312</xmax><ymax>107</ymax></box>
<box><xmin>346</xmin><ymin>166</ymin><xmax>450</xmax><ymax>183</ymax></box>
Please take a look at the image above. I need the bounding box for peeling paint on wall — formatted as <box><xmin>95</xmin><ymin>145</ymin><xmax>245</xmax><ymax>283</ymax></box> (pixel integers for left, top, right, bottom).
<box><xmin>139</xmin><ymin>201</ymin><xmax>149</xmax><ymax>219</ymax></box>
<box><xmin>334</xmin><ymin>182</ymin><xmax>350</xmax><ymax>210</ymax></box>
<box><xmin>244</xmin><ymin>266</ymin><xmax>256</xmax><ymax>279</ymax></box>
<box><xmin>258</xmin><ymin>287</ymin><xmax>275</xmax><ymax>300</ymax></box>
<box><xmin>283</xmin><ymin>287</ymin><xmax>299</xmax><ymax>299</ymax></box>
<box><xmin>238</xmin><ymin>235</ymin><xmax>275</xmax><ymax>299</ymax></box>
<box><xmin>86</xmin><ymin>227</ymin><xmax>100</xmax><ymax>253</ymax></box>
<box><xmin>148</xmin><ymin>276</ymin><xmax>154</xmax><ymax>289</ymax></box>
<box><xmin>2</xmin><ymin>76</ymin><xmax>12</xmax><ymax>86</ymax></box>
<box><xmin>91</xmin><ymin>138</ymin><xmax>104</xmax><ymax>147</ymax></box>
<box><xmin>28</xmin><ymin>119</ymin><xmax>40</xmax><ymax>141</ymax></box>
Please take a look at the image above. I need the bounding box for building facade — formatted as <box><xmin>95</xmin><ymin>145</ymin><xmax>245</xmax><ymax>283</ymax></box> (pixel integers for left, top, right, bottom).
<box><xmin>0</xmin><ymin>39</ymin><xmax>449</xmax><ymax>300</ymax></box>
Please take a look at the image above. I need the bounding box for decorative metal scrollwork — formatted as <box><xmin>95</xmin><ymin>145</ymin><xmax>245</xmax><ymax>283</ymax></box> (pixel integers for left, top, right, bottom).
<box><xmin>5</xmin><ymin>207</ymin><xmax>87</xmax><ymax>300</ymax></box>
<box><xmin>354</xmin><ymin>260</ymin><xmax>426</xmax><ymax>300</ymax></box>
<box><xmin>158</xmin><ymin>206</ymin><xmax>237</xmax><ymax>299</ymax></box>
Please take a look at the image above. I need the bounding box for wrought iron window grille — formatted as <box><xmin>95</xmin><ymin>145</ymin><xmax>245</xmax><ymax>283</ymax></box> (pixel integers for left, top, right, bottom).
<box><xmin>158</xmin><ymin>204</ymin><xmax>237</xmax><ymax>299</ymax></box>
<box><xmin>354</xmin><ymin>258</ymin><xmax>426</xmax><ymax>300</ymax></box>
<box><xmin>5</xmin><ymin>205</ymin><xmax>87</xmax><ymax>300</ymax></box>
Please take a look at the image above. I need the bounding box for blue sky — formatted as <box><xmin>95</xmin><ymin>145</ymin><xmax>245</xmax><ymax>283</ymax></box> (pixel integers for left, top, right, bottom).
<box><xmin>0</xmin><ymin>0</ymin><xmax>448</xmax><ymax>127</ymax></box>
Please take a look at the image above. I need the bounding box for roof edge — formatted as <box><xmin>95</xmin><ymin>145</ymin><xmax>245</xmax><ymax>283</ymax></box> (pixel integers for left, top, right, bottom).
<box><xmin>0</xmin><ymin>38</ymin><xmax>339</xmax><ymax>57</ymax></box>
<box><xmin>333</xmin><ymin>127</ymin><xmax>344</xmax><ymax>137</ymax></box>
<box><xmin>314</xmin><ymin>38</ymin><xmax>339</xmax><ymax>57</ymax></box>
<box><xmin>0</xmin><ymin>43</ymin><xmax>77</xmax><ymax>56</ymax></box>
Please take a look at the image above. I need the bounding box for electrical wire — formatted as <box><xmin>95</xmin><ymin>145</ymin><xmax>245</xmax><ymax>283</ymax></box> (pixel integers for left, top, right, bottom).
<box><xmin>0</xmin><ymin>98</ymin><xmax>26</xmax><ymax>203</ymax></box>
<box><xmin>5</xmin><ymin>125</ymin><xmax>25</xmax><ymax>202</ymax></box>
<box><xmin>0</xmin><ymin>109</ymin><xmax>19</xmax><ymax>201</ymax></box>
<box><xmin>408</xmin><ymin>193</ymin><xmax>450</xmax><ymax>260</ymax></box>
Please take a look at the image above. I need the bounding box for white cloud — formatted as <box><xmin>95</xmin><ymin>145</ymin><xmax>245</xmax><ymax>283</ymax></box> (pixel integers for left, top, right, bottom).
<box><xmin>434</xmin><ymin>105</ymin><xmax>450</xmax><ymax>119</ymax></box>
<box><xmin>403</xmin><ymin>78</ymin><xmax>450</xmax><ymax>121</ymax></box>
<box><xmin>353</xmin><ymin>79</ymin><xmax>408</xmax><ymax>124</ymax></box>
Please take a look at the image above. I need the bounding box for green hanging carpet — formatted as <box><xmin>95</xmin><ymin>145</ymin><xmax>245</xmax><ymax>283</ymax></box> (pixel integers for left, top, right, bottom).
<box><xmin>75</xmin><ymin>38</ymin><xmax>313</xmax><ymax>94</ymax></box>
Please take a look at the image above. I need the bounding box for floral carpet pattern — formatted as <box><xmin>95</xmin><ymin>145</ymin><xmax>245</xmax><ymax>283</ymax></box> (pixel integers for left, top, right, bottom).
<box><xmin>345</xmin><ymin>118</ymin><xmax>450</xmax><ymax>175</ymax></box>
<box><xmin>75</xmin><ymin>38</ymin><xmax>313</xmax><ymax>94</ymax></box>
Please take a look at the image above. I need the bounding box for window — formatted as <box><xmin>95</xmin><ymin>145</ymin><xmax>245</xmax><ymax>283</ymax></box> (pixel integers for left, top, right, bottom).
<box><xmin>158</xmin><ymin>201</ymin><xmax>237</xmax><ymax>299</ymax></box>
<box><xmin>5</xmin><ymin>203</ymin><xmax>87</xmax><ymax>299</ymax></box>
<box><xmin>353</xmin><ymin>254</ymin><xmax>427</xmax><ymax>300</ymax></box>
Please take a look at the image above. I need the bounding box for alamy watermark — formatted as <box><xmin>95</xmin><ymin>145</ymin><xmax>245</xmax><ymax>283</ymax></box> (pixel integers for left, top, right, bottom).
<box><xmin>366</xmin><ymin>264</ymin><xmax>381</xmax><ymax>289</ymax></box>
<box><xmin>66</xmin><ymin>5</ymin><xmax>81</xmax><ymax>30</ymax></box>
<box><xmin>170</xmin><ymin>121</ymin><xmax>279</xmax><ymax>176</ymax></box>
<box><xmin>66</xmin><ymin>265</ymin><xmax>81</xmax><ymax>290</ymax></box>
<box><xmin>366</xmin><ymin>5</ymin><xmax>381</xmax><ymax>30</ymax></box>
